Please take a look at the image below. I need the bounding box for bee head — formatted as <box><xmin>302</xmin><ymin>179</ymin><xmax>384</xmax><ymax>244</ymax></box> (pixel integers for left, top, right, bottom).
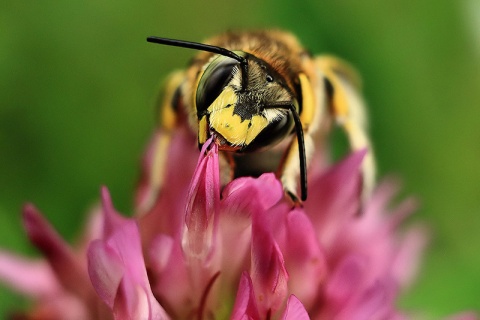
<box><xmin>196</xmin><ymin>53</ymin><xmax>298</xmax><ymax>152</ymax></box>
<box><xmin>147</xmin><ymin>35</ymin><xmax>308</xmax><ymax>200</ymax></box>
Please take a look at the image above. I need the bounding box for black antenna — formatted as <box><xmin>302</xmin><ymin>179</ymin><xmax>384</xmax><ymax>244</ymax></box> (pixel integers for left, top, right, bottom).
<box><xmin>266</xmin><ymin>103</ymin><xmax>307</xmax><ymax>201</ymax></box>
<box><xmin>147</xmin><ymin>36</ymin><xmax>249</xmax><ymax>89</ymax></box>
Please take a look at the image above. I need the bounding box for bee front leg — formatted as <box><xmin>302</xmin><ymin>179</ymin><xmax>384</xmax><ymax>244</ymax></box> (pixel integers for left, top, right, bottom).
<box><xmin>278</xmin><ymin>131</ymin><xmax>315</xmax><ymax>205</ymax></box>
<box><xmin>276</xmin><ymin>72</ymin><xmax>321</xmax><ymax>204</ymax></box>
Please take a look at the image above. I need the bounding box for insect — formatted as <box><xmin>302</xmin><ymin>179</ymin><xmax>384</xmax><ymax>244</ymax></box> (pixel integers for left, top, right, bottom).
<box><xmin>143</xmin><ymin>30</ymin><xmax>375</xmax><ymax>209</ymax></box>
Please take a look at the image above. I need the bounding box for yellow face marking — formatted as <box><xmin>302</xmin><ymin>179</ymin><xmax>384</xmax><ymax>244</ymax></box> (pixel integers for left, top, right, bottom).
<box><xmin>208</xmin><ymin>86</ymin><xmax>237</xmax><ymax>113</ymax></box>
<box><xmin>206</xmin><ymin>87</ymin><xmax>269</xmax><ymax>147</ymax></box>
<box><xmin>245</xmin><ymin>115</ymin><xmax>269</xmax><ymax>144</ymax></box>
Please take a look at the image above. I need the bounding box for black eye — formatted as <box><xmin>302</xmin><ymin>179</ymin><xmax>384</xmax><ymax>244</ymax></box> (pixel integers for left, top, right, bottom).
<box><xmin>266</xmin><ymin>74</ymin><xmax>274</xmax><ymax>83</ymax></box>
<box><xmin>196</xmin><ymin>56</ymin><xmax>239</xmax><ymax>118</ymax></box>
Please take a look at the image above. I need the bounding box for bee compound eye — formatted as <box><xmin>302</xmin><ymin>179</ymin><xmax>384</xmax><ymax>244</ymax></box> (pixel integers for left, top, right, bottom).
<box><xmin>196</xmin><ymin>56</ymin><xmax>239</xmax><ymax>117</ymax></box>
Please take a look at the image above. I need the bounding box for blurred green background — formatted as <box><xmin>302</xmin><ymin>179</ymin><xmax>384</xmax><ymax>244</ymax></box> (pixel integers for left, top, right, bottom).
<box><xmin>1</xmin><ymin>0</ymin><xmax>479</xmax><ymax>317</ymax></box>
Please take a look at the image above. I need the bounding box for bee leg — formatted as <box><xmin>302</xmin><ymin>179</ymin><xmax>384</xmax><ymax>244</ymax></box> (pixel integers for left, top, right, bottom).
<box><xmin>275</xmin><ymin>72</ymin><xmax>319</xmax><ymax>204</ymax></box>
<box><xmin>137</xmin><ymin>71</ymin><xmax>185</xmax><ymax>213</ymax></box>
<box><xmin>278</xmin><ymin>130</ymin><xmax>315</xmax><ymax>206</ymax></box>
<box><xmin>316</xmin><ymin>56</ymin><xmax>376</xmax><ymax>202</ymax></box>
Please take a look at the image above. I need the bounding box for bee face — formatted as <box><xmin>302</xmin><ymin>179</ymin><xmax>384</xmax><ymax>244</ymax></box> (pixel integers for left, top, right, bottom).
<box><xmin>196</xmin><ymin>53</ymin><xmax>297</xmax><ymax>152</ymax></box>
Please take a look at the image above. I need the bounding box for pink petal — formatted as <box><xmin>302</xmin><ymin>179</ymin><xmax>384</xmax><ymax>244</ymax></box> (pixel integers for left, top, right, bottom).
<box><xmin>281</xmin><ymin>295</ymin><xmax>310</xmax><ymax>320</ymax></box>
<box><xmin>335</xmin><ymin>279</ymin><xmax>396</xmax><ymax>320</ymax></box>
<box><xmin>137</xmin><ymin>127</ymin><xmax>199</xmax><ymax>244</ymax></box>
<box><xmin>149</xmin><ymin>235</ymin><xmax>192</xmax><ymax>319</ymax></box>
<box><xmin>216</xmin><ymin>211</ymin><xmax>252</xmax><ymax>284</ymax></box>
<box><xmin>89</xmin><ymin>188</ymin><xmax>169</xmax><ymax>319</ymax></box>
<box><xmin>324</xmin><ymin>252</ymin><xmax>399</xmax><ymax>320</ymax></box>
<box><xmin>362</xmin><ymin>177</ymin><xmax>401</xmax><ymax>219</ymax></box>
<box><xmin>343</xmin><ymin>181</ymin><xmax>423</xmax><ymax>289</ymax></box>
<box><xmin>113</xmin><ymin>273</ymin><xmax>168</xmax><ymax>320</ymax></box>
<box><xmin>217</xmin><ymin>174</ymin><xmax>284</xmax><ymax>286</ymax></box>
<box><xmin>135</xmin><ymin>130</ymin><xmax>162</xmax><ymax>212</ymax></box>
<box><xmin>27</xmin><ymin>293</ymin><xmax>91</xmax><ymax>320</ymax></box>
<box><xmin>251</xmin><ymin>210</ymin><xmax>289</xmax><ymax>317</ymax></box>
<box><xmin>77</xmin><ymin>205</ymin><xmax>105</xmax><ymax>254</ymax></box>
<box><xmin>282</xmin><ymin>208</ymin><xmax>326</xmax><ymax>309</ymax></box>
<box><xmin>0</xmin><ymin>250</ymin><xmax>61</xmax><ymax>297</ymax></box>
<box><xmin>182</xmin><ymin>138</ymin><xmax>220</xmax><ymax>259</ymax></box>
<box><xmin>100</xmin><ymin>187</ymin><xmax>128</xmax><ymax>239</ymax></box>
<box><xmin>231</xmin><ymin>272</ymin><xmax>260</xmax><ymax>320</ymax></box>
<box><xmin>252</xmin><ymin>202</ymin><xmax>324</xmax><ymax>314</ymax></box>
<box><xmin>22</xmin><ymin>204</ymin><xmax>93</xmax><ymax>300</ymax></box>
<box><xmin>87</xmin><ymin>240</ymin><xmax>124</xmax><ymax>308</ymax></box>
<box><xmin>304</xmin><ymin>150</ymin><xmax>365</xmax><ymax>246</ymax></box>
<box><xmin>222</xmin><ymin>173</ymin><xmax>284</xmax><ymax>215</ymax></box>
<box><xmin>360</xmin><ymin>179</ymin><xmax>418</xmax><ymax>234</ymax></box>
<box><xmin>392</xmin><ymin>224</ymin><xmax>429</xmax><ymax>288</ymax></box>
<box><xmin>149</xmin><ymin>235</ymin><xmax>174</xmax><ymax>273</ymax></box>
<box><xmin>325</xmin><ymin>254</ymin><xmax>367</xmax><ymax>309</ymax></box>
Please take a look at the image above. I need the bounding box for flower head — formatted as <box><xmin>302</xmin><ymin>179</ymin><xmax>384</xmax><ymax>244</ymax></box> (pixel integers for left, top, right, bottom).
<box><xmin>0</xmin><ymin>126</ymin><xmax>477</xmax><ymax>319</ymax></box>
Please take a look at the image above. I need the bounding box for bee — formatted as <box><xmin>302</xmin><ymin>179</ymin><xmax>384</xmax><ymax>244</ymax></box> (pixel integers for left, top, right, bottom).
<box><xmin>143</xmin><ymin>30</ymin><xmax>375</xmax><ymax>209</ymax></box>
